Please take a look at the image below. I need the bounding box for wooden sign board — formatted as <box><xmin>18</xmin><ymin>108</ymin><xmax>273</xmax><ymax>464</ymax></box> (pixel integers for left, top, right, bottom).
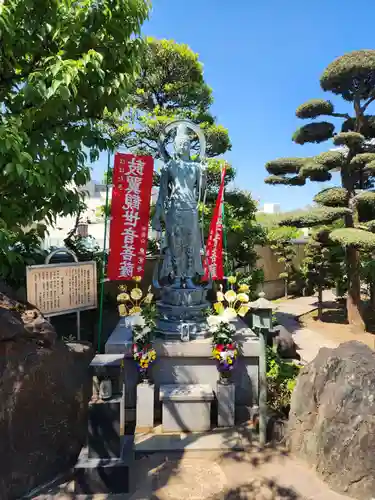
<box><xmin>26</xmin><ymin>261</ymin><xmax>97</xmax><ymax>316</ymax></box>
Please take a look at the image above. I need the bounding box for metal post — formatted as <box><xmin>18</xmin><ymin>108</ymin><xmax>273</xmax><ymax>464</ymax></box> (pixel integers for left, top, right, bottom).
<box><xmin>76</xmin><ymin>311</ymin><xmax>81</xmax><ymax>341</ymax></box>
<box><xmin>258</xmin><ymin>327</ymin><xmax>267</xmax><ymax>447</ymax></box>
<box><xmin>97</xmin><ymin>150</ymin><xmax>112</xmax><ymax>353</ymax></box>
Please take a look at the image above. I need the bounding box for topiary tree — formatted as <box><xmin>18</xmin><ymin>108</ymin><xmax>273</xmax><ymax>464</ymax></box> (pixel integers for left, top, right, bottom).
<box><xmin>104</xmin><ymin>38</ymin><xmax>231</xmax><ymax>159</ymax></box>
<box><xmin>268</xmin><ymin>226</ymin><xmax>299</xmax><ymax>298</ymax></box>
<box><xmin>265</xmin><ymin>50</ymin><xmax>375</xmax><ymax>330</ymax></box>
<box><xmin>301</xmin><ymin>238</ymin><xmax>345</xmax><ymax>318</ymax></box>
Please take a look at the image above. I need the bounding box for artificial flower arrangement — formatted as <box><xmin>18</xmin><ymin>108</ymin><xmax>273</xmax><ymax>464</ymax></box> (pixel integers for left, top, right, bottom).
<box><xmin>117</xmin><ymin>277</ymin><xmax>157</xmax><ymax>381</ymax></box>
<box><xmin>208</xmin><ymin>276</ymin><xmax>251</xmax><ymax>381</ymax></box>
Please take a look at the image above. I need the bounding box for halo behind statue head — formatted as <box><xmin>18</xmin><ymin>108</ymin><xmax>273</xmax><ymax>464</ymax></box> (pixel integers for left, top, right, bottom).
<box><xmin>158</xmin><ymin>119</ymin><xmax>206</xmax><ymax>162</ymax></box>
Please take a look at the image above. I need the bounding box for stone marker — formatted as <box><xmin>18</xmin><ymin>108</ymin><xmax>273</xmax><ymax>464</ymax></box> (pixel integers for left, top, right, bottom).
<box><xmin>216</xmin><ymin>382</ymin><xmax>235</xmax><ymax>427</ymax></box>
<box><xmin>160</xmin><ymin>384</ymin><xmax>214</xmax><ymax>432</ymax></box>
<box><xmin>136</xmin><ymin>381</ymin><xmax>155</xmax><ymax>432</ymax></box>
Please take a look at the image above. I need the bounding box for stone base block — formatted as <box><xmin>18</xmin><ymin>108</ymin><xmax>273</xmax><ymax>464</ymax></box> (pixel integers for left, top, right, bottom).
<box><xmin>217</xmin><ymin>382</ymin><xmax>235</xmax><ymax>427</ymax></box>
<box><xmin>136</xmin><ymin>382</ymin><xmax>155</xmax><ymax>432</ymax></box>
<box><xmin>74</xmin><ymin>450</ymin><xmax>130</xmax><ymax>494</ymax></box>
<box><xmin>88</xmin><ymin>398</ymin><xmax>121</xmax><ymax>459</ymax></box>
<box><xmin>160</xmin><ymin>384</ymin><xmax>214</xmax><ymax>432</ymax></box>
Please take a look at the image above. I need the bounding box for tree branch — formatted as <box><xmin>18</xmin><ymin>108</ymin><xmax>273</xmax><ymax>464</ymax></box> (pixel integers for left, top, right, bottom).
<box><xmin>331</xmin><ymin>112</ymin><xmax>351</xmax><ymax>119</ymax></box>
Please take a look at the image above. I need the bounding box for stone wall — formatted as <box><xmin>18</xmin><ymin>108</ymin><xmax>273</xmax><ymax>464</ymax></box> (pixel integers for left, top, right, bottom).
<box><xmin>103</xmin><ymin>243</ymin><xmax>307</xmax><ymax>301</ymax></box>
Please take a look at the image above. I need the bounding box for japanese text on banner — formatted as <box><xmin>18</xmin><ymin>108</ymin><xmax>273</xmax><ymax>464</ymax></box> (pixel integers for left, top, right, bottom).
<box><xmin>107</xmin><ymin>154</ymin><xmax>154</xmax><ymax>280</ymax></box>
<box><xmin>204</xmin><ymin>165</ymin><xmax>226</xmax><ymax>280</ymax></box>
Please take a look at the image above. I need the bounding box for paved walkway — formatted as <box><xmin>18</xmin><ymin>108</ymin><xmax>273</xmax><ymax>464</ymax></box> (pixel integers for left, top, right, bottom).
<box><xmin>274</xmin><ymin>291</ymin><xmax>339</xmax><ymax>363</ymax></box>
<box><xmin>33</xmin><ymin>448</ymin><xmax>353</xmax><ymax>499</ymax></box>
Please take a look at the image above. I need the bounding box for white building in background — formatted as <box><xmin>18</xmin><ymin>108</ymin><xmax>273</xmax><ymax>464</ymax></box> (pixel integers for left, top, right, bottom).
<box><xmin>261</xmin><ymin>203</ymin><xmax>281</xmax><ymax>214</ymax></box>
<box><xmin>42</xmin><ymin>181</ymin><xmax>159</xmax><ymax>250</ymax></box>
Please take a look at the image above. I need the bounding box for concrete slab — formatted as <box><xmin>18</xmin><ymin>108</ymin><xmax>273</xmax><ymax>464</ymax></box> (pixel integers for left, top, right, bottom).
<box><xmin>134</xmin><ymin>426</ymin><xmax>253</xmax><ymax>453</ymax></box>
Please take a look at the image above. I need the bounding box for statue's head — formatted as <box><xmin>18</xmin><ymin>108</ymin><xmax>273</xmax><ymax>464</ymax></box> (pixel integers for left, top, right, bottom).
<box><xmin>174</xmin><ymin>124</ymin><xmax>191</xmax><ymax>158</ymax></box>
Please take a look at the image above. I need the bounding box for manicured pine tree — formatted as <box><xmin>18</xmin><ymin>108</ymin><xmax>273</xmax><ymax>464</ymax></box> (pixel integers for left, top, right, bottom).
<box><xmin>265</xmin><ymin>50</ymin><xmax>375</xmax><ymax>330</ymax></box>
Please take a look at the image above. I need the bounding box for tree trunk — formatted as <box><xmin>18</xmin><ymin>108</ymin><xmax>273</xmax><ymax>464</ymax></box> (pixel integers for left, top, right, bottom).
<box><xmin>370</xmin><ymin>281</ymin><xmax>375</xmax><ymax>309</ymax></box>
<box><xmin>346</xmin><ymin>246</ymin><xmax>365</xmax><ymax>331</ymax></box>
<box><xmin>284</xmin><ymin>279</ymin><xmax>288</xmax><ymax>298</ymax></box>
<box><xmin>317</xmin><ymin>285</ymin><xmax>323</xmax><ymax>321</ymax></box>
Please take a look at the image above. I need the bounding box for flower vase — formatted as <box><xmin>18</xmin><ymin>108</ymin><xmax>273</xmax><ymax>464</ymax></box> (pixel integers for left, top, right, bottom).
<box><xmin>139</xmin><ymin>369</ymin><xmax>150</xmax><ymax>384</ymax></box>
<box><xmin>219</xmin><ymin>371</ymin><xmax>232</xmax><ymax>385</ymax></box>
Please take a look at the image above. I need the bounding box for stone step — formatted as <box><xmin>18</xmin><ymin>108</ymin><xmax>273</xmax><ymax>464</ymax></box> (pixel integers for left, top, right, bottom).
<box><xmin>134</xmin><ymin>425</ymin><xmax>255</xmax><ymax>453</ymax></box>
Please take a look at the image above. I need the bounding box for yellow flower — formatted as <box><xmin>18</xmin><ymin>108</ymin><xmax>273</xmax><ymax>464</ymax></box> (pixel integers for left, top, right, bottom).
<box><xmin>130</xmin><ymin>287</ymin><xmax>143</xmax><ymax>300</ymax></box>
<box><xmin>237</xmin><ymin>305</ymin><xmax>250</xmax><ymax>317</ymax></box>
<box><xmin>118</xmin><ymin>304</ymin><xmax>127</xmax><ymax>317</ymax></box>
<box><xmin>225</xmin><ymin>307</ymin><xmax>237</xmax><ymax>319</ymax></box>
<box><xmin>224</xmin><ymin>290</ymin><xmax>237</xmax><ymax>303</ymax></box>
<box><xmin>129</xmin><ymin>306</ymin><xmax>142</xmax><ymax>315</ymax></box>
<box><xmin>117</xmin><ymin>292</ymin><xmax>130</xmax><ymax>302</ymax></box>
<box><xmin>227</xmin><ymin>276</ymin><xmax>237</xmax><ymax>284</ymax></box>
<box><xmin>238</xmin><ymin>284</ymin><xmax>249</xmax><ymax>293</ymax></box>
<box><xmin>227</xmin><ymin>357</ymin><xmax>233</xmax><ymax>364</ymax></box>
<box><xmin>214</xmin><ymin>302</ymin><xmax>225</xmax><ymax>314</ymax></box>
<box><xmin>144</xmin><ymin>292</ymin><xmax>154</xmax><ymax>304</ymax></box>
<box><xmin>237</xmin><ymin>293</ymin><xmax>249</xmax><ymax>303</ymax></box>
<box><xmin>216</xmin><ymin>291</ymin><xmax>225</xmax><ymax>302</ymax></box>
<box><xmin>133</xmin><ymin>276</ymin><xmax>142</xmax><ymax>282</ymax></box>
<box><xmin>118</xmin><ymin>284</ymin><xmax>127</xmax><ymax>292</ymax></box>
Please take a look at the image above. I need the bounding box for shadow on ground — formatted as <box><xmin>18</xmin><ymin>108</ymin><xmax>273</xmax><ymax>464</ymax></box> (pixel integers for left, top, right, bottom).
<box><xmin>209</xmin><ymin>477</ymin><xmax>304</xmax><ymax>500</ymax></box>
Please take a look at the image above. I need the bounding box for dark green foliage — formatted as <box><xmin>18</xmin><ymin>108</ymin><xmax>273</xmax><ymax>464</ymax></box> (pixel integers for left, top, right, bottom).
<box><xmin>266</xmin><ymin>347</ymin><xmax>300</xmax><ymax>417</ymax></box>
<box><xmin>106</xmin><ymin>38</ymin><xmax>231</xmax><ymax>158</ymax></box>
<box><xmin>315</xmin><ymin>151</ymin><xmax>345</xmax><ymax>169</ymax></box>
<box><xmin>0</xmin><ymin>0</ymin><xmax>150</xmax><ymax>287</ymax></box>
<box><xmin>296</xmin><ymin>99</ymin><xmax>334</xmax><ymax>119</ymax></box>
<box><xmin>265</xmin><ymin>157</ymin><xmax>305</xmax><ymax>175</ymax></box>
<box><xmin>342</xmin><ymin>115</ymin><xmax>375</xmax><ymax>138</ymax></box>
<box><xmin>320</xmin><ymin>50</ymin><xmax>375</xmax><ymax>100</ymax></box>
<box><xmin>333</xmin><ymin>132</ymin><xmax>365</xmax><ymax>147</ymax></box>
<box><xmin>278</xmin><ymin>207</ymin><xmax>351</xmax><ymax>228</ymax></box>
<box><xmin>265</xmin><ymin>175</ymin><xmax>305</xmax><ymax>186</ymax></box>
<box><xmin>350</xmin><ymin>153</ymin><xmax>375</xmax><ymax>168</ymax></box>
<box><xmin>330</xmin><ymin>228</ymin><xmax>375</xmax><ymax>251</ymax></box>
<box><xmin>268</xmin><ymin>226</ymin><xmax>300</xmax><ymax>297</ymax></box>
<box><xmin>365</xmin><ymin>160</ymin><xmax>375</xmax><ymax>174</ymax></box>
<box><xmin>314</xmin><ymin>188</ymin><xmax>348</xmax><ymax>207</ymax></box>
<box><xmin>292</xmin><ymin>122</ymin><xmax>335</xmax><ymax>145</ymax></box>
<box><xmin>301</xmin><ymin>240</ymin><xmax>345</xmax><ymax>298</ymax></box>
<box><xmin>354</xmin><ymin>191</ymin><xmax>375</xmax><ymax>222</ymax></box>
<box><xmin>358</xmin><ymin>220</ymin><xmax>375</xmax><ymax>232</ymax></box>
<box><xmin>299</xmin><ymin>162</ymin><xmax>332</xmax><ymax>182</ymax></box>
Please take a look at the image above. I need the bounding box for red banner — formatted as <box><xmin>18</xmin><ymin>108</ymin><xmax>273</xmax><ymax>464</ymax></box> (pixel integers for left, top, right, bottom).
<box><xmin>107</xmin><ymin>154</ymin><xmax>154</xmax><ymax>280</ymax></box>
<box><xmin>204</xmin><ymin>165</ymin><xmax>226</xmax><ymax>280</ymax></box>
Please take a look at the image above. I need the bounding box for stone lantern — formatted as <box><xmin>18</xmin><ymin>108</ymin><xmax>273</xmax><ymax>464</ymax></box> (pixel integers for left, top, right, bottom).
<box><xmin>248</xmin><ymin>292</ymin><xmax>274</xmax><ymax>447</ymax></box>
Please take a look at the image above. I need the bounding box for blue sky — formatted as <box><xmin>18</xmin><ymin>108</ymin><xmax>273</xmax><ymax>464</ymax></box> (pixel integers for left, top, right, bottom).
<box><xmin>92</xmin><ymin>0</ymin><xmax>375</xmax><ymax>210</ymax></box>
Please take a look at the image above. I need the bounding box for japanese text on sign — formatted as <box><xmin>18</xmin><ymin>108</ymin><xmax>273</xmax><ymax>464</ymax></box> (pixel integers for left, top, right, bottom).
<box><xmin>204</xmin><ymin>165</ymin><xmax>226</xmax><ymax>280</ymax></box>
<box><xmin>26</xmin><ymin>262</ymin><xmax>97</xmax><ymax>316</ymax></box>
<box><xmin>107</xmin><ymin>154</ymin><xmax>154</xmax><ymax>281</ymax></box>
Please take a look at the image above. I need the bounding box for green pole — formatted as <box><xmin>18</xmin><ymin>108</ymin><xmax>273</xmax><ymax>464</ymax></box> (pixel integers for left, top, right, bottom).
<box><xmin>222</xmin><ymin>163</ymin><xmax>229</xmax><ymax>276</ymax></box>
<box><xmin>97</xmin><ymin>150</ymin><xmax>112</xmax><ymax>353</ymax></box>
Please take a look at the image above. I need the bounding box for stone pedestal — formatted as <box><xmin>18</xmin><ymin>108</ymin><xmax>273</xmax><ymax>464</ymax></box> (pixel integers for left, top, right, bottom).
<box><xmin>105</xmin><ymin>318</ymin><xmax>260</xmax><ymax>426</ymax></box>
<box><xmin>136</xmin><ymin>382</ymin><xmax>155</xmax><ymax>432</ymax></box>
<box><xmin>74</xmin><ymin>354</ymin><xmax>130</xmax><ymax>494</ymax></box>
<box><xmin>216</xmin><ymin>382</ymin><xmax>235</xmax><ymax>427</ymax></box>
<box><xmin>156</xmin><ymin>287</ymin><xmax>210</xmax><ymax>340</ymax></box>
<box><xmin>74</xmin><ymin>451</ymin><xmax>130</xmax><ymax>494</ymax></box>
<box><xmin>160</xmin><ymin>384</ymin><xmax>214</xmax><ymax>432</ymax></box>
<box><xmin>88</xmin><ymin>398</ymin><xmax>121</xmax><ymax>458</ymax></box>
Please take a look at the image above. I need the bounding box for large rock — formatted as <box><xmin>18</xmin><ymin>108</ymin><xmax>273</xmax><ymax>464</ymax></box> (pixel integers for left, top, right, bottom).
<box><xmin>288</xmin><ymin>341</ymin><xmax>375</xmax><ymax>500</ymax></box>
<box><xmin>0</xmin><ymin>292</ymin><xmax>93</xmax><ymax>499</ymax></box>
